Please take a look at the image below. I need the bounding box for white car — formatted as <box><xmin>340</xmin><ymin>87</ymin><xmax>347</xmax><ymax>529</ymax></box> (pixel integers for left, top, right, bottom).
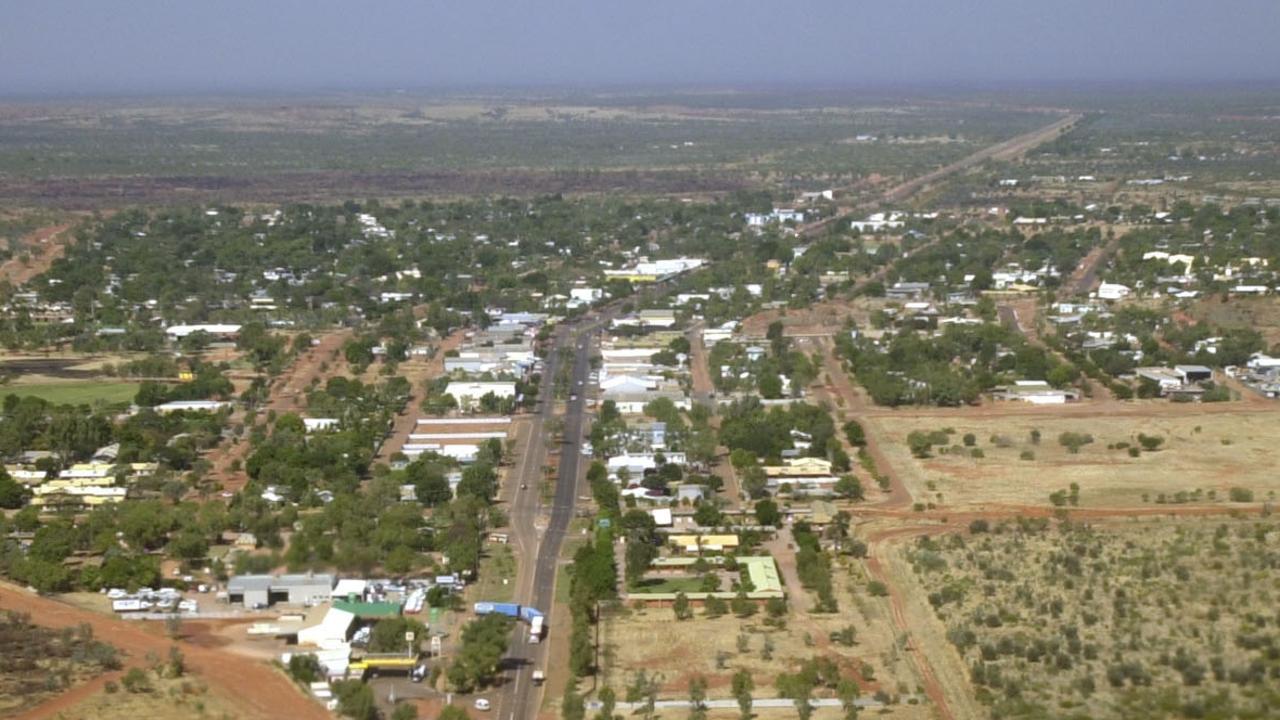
<box><xmin>474</xmin><ymin>698</ymin><xmax>491</xmax><ymax>711</ymax></box>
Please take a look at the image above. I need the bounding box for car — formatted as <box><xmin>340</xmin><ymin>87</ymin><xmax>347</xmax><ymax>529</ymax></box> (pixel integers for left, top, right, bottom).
<box><xmin>474</xmin><ymin>698</ymin><xmax>491</xmax><ymax>711</ymax></box>
<box><xmin>569</xmin><ymin>394</ymin><xmax>578</xmax><ymax>401</ymax></box>
<box><xmin>520</xmin><ymin>483</ymin><xmax>527</xmax><ymax>490</ymax></box>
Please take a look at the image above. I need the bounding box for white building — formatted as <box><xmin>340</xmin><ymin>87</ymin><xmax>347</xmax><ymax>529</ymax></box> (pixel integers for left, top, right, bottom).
<box><xmin>1096</xmin><ymin>283</ymin><xmax>1132</xmax><ymax>301</ymax></box>
<box><xmin>444</xmin><ymin>382</ymin><xmax>517</xmax><ymax>410</ymax></box>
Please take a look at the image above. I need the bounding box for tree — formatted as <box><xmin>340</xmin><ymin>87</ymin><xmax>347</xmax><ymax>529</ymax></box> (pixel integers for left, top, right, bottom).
<box><xmin>754</xmin><ymin>498</ymin><xmax>780</xmax><ymax>526</ymax></box>
<box><xmin>673</xmin><ymin>592</ymin><xmax>692</xmax><ymax>620</ymax></box>
<box><xmin>288</xmin><ymin>653</ymin><xmax>323</xmax><ymax>684</ymax></box>
<box><xmin>834</xmin><ymin>474</ymin><xmax>863</xmax><ymax>500</ymax></box>
<box><xmin>0</xmin><ymin>467</ymin><xmax>28</xmax><ymax>509</ymax></box>
<box><xmin>562</xmin><ymin>684</ymin><xmax>586</xmax><ymax>720</ymax></box>
<box><xmin>704</xmin><ymin>595</ymin><xmax>728</xmax><ymax>618</ymax></box>
<box><xmin>688</xmin><ymin>674</ymin><xmax>708</xmax><ymax>720</ymax></box>
<box><xmin>837</xmin><ymin>678</ymin><xmax>861</xmax><ymax>719</ymax></box>
<box><xmin>732</xmin><ymin>669</ymin><xmax>754</xmax><ymax>720</ymax></box>
<box><xmin>1058</xmin><ymin>431</ymin><xmax>1094</xmax><ymax>454</ymax></box>
<box><xmin>693</xmin><ymin>502</ymin><xmax>722</xmax><ymax>527</ymax></box>
<box><xmin>625</xmin><ymin>540</ymin><xmax>658</xmax><ymax>587</ymax></box>
<box><xmin>595</xmin><ymin>686</ymin><xmax>617</xmax><ymax>720</ymax></box>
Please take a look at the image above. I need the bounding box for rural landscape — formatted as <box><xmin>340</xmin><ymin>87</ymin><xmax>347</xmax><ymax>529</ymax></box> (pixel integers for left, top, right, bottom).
<box><xmin>2</xmin><ymin>3</ymin><xmax>1280</xmax><ymax>720</ymax></box>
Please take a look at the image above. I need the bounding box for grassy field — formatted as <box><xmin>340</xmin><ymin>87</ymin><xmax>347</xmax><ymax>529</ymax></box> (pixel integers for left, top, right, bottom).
<box><xmin>470</xmin><ymin>544</ymin><xmax>516</xmax><ymax>603</ymax></box>
<box><xmin>904</xmin><ymin>516</ymin><xmax>1280</xmax><ymax>719</ymax></box>
<box><xmin>870</xmin><ymin>409</ymin><xmax>1280</xmax><ymax>509</ymax></box>
<box><xmin>1</xmin><ymin>381</ymin><xmax>140</xmax><ymax>405</ymax></box>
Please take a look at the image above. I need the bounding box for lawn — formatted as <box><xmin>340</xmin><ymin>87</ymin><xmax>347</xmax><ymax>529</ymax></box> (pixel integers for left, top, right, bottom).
<box><xmin>2</xmin><ymin>381</ymin><xmax>140</xmax><ymax>406</ymax></box>
<box><xmin>629</xmin><ymin>576</ymin><xmax>710</xmax><ymax>594</ymax></box>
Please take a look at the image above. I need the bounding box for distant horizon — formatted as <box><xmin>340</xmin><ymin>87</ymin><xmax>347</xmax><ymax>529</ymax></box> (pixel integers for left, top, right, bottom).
<box><xmin>4</xmin><ymin>77</ymin><xmax>1280</xmax><ymax>104</ymax></box>
<box><xmin>4</xmin><ymin>1</ymin><xmax>1279</xmax><ymax>98</ymax></box>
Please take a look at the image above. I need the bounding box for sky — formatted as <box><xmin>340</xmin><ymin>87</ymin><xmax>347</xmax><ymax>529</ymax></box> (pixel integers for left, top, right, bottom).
<box><xmin>2</xmin><ymin>0</ymin><xmax>1279</xmax><ymax>96</ymax></box>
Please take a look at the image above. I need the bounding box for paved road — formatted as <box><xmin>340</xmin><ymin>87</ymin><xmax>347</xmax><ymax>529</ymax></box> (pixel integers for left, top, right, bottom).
<box><xmin>497</xmin><ymin>322</ymin><xmax>600</xmax><ymax>720</ymax></box>
<box><xmin>800</xmin><ymin>113</ymin><xmax>1082</xmax><ymax>238</ymax></box>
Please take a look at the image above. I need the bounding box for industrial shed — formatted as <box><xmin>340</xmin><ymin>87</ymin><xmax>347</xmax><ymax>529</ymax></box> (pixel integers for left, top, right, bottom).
<box><xmin>228</xmin><ymin>573</ymin><xmax>335</xmax><ymax>608</ymax></box>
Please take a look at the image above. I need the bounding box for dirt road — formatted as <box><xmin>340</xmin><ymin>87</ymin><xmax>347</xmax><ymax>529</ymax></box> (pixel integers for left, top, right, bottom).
<box><xmin>0</xmin><ymin>223</ymin><xmax>73</xmax><ymax>286</ymax></box>
<box><xmin>0</xmin><ymin>583</ymin><xmax>327</xmax><ymax>720</ymax></box>
<box><xmin>372</xmin><ymin>329</ymin><xmax>463</xmax><ymax>466</ymax></box>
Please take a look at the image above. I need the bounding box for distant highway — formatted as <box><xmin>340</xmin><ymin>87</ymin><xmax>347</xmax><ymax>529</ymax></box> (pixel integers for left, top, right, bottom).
<box><xmin>801</xmin><ymin>113</ymin><xmax>1083</xmax><ymax>237</ymax></box>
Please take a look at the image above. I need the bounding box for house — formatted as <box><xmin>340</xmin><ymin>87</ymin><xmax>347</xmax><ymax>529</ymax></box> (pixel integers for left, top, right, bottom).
<box><xmin>165</xmin><ymin>323</ymin><xmax>242</xmax><ymax>340</ymax></box>
<box><xmin>606</xmin><ymin>452</ymin><xmax>688</xmax><ymax>482</ymax></box>
<box><xmin>1135</xmin><ymin>367</ymin><xmax>1185</xmax><ymax>392</ymax></box>
<box><xmin>1097</xmin><ymin>283</ymin><xmax>1131</xmax><ymax>301</ymax></box>
<box><xmin>1174</xmin><ymin>365</ymin><xmax>1213</xmax><ymax>384</ymax></box>
<box><xmin>745</xmin><ymin>209</ymin><xmax>805</xmax><ymax>227</ymax></box>
<box><xmin>676</xmin><ymin>484</ymin><xmax>708</xmax><ymax>503</ymax></box>
<box><xmin>152</xmin><ymin>400</ymin><xmax>231</xmax><ymax>414</ymax></box>
<box><xmin>444</xmin><ymin>381</ymin><xmax>517</xmax><ymax>410</ymax></box>
<box><xmin>761</xmin><ymin>457</ymin><xmax>838</xmax><ymax>494</ymax></box>
<box><xmin>569</xmin><ymin>287</ymin><xmax>603</xmax><ymax>305</ymax></box>
<box><xmin>850</xmin><ymin>211</ymin><xmax>905</xmax><ymax>233</ymax></box>
<box><xmin>227</xmin><ymin>573</ymin><xmax>335</xmax><ymax>609</ymax></box>
<box><xmin>650</xmin><ymin>508</ymin><xmax>673</xmax><ymax>527</ymax></box>
<box><xmin>304</xmin><ymin>418</ymin><xmax>340</xmax><ymax>433</ymax></box>
<box><xmin>885</xmin><ymin>282</ymin><xmax>931</xmax><ymax>300</ymax></box>
<box><xmin>669</xmin><ymin>534</ymin><xmax>740</xmax><ymax>553</ymax></box>
<box><xmin>993</xmin><ymin>380</ymin><xmax>1074</xmax><ymax>405</ymax></box>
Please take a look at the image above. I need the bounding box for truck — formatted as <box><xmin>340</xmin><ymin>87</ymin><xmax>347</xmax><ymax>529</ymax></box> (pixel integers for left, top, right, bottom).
<box><xmin>473</xmin><ymin>602</ymin><xmax>522</xmax><ymax>618</ymax></box>
<box><xmin>531</xmin><ymin>669</ymin><xmax>545</xmax><ymax>684</ymax></box>
<box><xmin>528</xmin><ymin>614</ymin><xmax>545</xmax><ymax>643</ymax></box>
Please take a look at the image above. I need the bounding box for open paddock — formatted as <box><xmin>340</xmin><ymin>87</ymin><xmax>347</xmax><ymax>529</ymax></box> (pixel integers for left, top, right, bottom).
<box><xmin>870</xmin><ymin>409</ymin><xmax>1280</xmax><ymax>509</ymax></box>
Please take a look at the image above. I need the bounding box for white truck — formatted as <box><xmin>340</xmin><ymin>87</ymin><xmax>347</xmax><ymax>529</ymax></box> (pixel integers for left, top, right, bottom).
<box><xmin>528</xmin><ymin>614</ymin><xmax>545</xmax><ymax>643</ymax></box>
<box><xmin>531</xmin><ymin>669</ymin><xmax>545</xmax><ymax>684</ymax></box>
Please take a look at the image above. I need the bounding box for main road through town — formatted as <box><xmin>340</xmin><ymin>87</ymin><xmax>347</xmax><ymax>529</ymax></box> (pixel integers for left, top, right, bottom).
<box><xmin>497</xmin><ymin>316</ymin><xmax>602</xmax><ymax>720</ymax></box>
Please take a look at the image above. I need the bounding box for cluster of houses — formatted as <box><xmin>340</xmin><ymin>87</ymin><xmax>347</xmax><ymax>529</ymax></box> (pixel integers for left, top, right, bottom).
<box><xmin>6</xmin><ymin>445</ymin><xmax>158</xmax><ymax>508</ymax></box>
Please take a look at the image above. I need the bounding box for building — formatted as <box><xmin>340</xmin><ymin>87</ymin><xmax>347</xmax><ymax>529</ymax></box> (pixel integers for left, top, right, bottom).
<box><xmin>1097</xmin><ymin>283</ymin><xmax>1132</xmax><ymax>301</ymax></box>
<box><xmin>885</xmin><ymin>282</ymin><xmax>931</xmax><ymax>300</ymax></box>
<box><xmin>1175</xmin><ymin>365</ymin><xmax>1213</xmax><ymax>384</ymax></box>
<box><xmin>761</xmin><ymin>457</ymin><xmax>837</xmax><ymax>494</ymax></box>
<box><xmin>297</xmin><ymin>607</ymin><xmax>356</xmax><ymax>648</ymax></box>
<box><xmin>669</xmin><ymin>534</ymin><xmax>740</xmax><ymax>553</ymax></box>
<box><xmin>992</xmin><ymin>380</ymin><xmax>1075</xmax><ymax>405</ymax></box>
<box><xmin>165</xmin><ymin>323</ymin><xmax>242</xmax><ymax>340</ymax></box>
<box><xmin>227</xmin><ymin>574</ymin><xmax>335</xmax><ymax>609</ymax></box>
<box><xmin>443</xmin><ymin>381</ymin><xmax>517</xmax><ymax>410</ymax></box>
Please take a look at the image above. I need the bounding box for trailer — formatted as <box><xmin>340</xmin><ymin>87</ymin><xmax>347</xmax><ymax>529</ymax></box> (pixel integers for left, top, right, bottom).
<box><xmin>112</xmin><ymin>598</ymin><xmax>149</xmax><ymax>613</ymax></box>
<box><xmin>473</xmin><ymin>601</ymin><xmax>522</xmax><ymax>618</ymax></box>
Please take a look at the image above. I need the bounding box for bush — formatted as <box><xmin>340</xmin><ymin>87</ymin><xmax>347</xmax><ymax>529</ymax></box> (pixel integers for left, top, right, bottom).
<box><xmin>1058</xmin><ymin>432</ymin><xmax>1094</xmax><ymax>454</ymax></box>
<box><xmin>122</xmin><ymin>667</ymin><xmax>152</xmax><ymax>694</ymax></box>
<box><xmin>867</xmin><ymin>580</ymin><xmax>889</xmax><ymax>597</ymax></box>
<box><xmin>1128</xmin><ymin>446</ymin><xmax>1141</xmax><ymax>457</ymax></box>
<box><xmin>1136</xmin><ymin>433</ymin><xmax>1164</xmax><ymax>452</ymax></box>
<box><xmin>1229</xmin><ymin>487</ymin><xmax>1255</xmax><ymax>503</ymax></box>
<box><xmin>962</xmin><ymin>433</ymin><xmax>976</xmax><ymax>447</ymax></box>
<box><xmin>1019</xmin><ymin>450</ymin><xmax>1035</xmax><ymax>461</ymax></box>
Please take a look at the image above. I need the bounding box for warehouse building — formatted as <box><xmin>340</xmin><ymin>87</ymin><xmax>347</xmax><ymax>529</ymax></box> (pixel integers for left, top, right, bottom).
<box><xmin>227</xmin><ymin>573</ymin><xmax>335</xmax><ymax>609</ymax></box>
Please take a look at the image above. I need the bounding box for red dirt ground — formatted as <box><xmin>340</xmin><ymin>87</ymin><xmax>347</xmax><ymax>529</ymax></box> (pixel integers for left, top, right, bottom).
<box><xmin>0</xmin><ymin>583</ymin><xmax>328</xmax><ymax>720</ymax></box>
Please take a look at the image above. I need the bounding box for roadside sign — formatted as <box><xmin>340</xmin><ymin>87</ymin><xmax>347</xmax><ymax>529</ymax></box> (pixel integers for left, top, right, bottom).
<box><xmin>405</xmin><ymin>631</ymin><xmax>415</xmax><ymax>642</ymax></box>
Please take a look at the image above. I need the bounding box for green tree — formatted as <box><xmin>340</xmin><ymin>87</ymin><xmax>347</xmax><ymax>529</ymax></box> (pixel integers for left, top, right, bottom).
<box><xmin>754</xmin><ymin>498</ymin><xmax>780</xmax><ymax>526</ymax></box>
<box><xmin>673</xmin><ymin>592</ymin><xmax>692</xmax><ymax>620</ymax></box>
<box><xmin>731</xmin><ymin>669</ymin><xmax>754</xmax><ymax>720</ymax></box>
<box><xmin>688</xmin><ymin>674</ymin><xmax>708</xmax><ymax>720</ymax></box>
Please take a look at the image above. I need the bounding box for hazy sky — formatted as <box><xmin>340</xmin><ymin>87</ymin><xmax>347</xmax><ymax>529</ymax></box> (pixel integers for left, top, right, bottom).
<box><xmin>2</xmin><ymin>0</ymin><xmax>1278</xmax><ymax>95</ymax></box>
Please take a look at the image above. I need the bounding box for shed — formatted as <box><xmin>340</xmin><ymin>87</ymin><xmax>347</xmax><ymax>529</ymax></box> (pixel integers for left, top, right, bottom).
<box><xmin>298</xmin><ymin>607</ymin><xmax>356</xmax><ymax>648</ymax></box>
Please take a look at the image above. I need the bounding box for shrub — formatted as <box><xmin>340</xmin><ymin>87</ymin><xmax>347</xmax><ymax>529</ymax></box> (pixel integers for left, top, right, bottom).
<box><xmin>867</xmin><ymin>580</ymin><xmax>889</xmax><ymax>597</ymax></box>
<box><xmin>1019</xmin><ymin>450</ymin><xmax>1035</xmax><ymax>461</ymax></box>
<box><xmin>122</xmin><ymin>668</ymin><xmax>152</xmax><ymax>694</ymax></box>
<box><xmin>1229</xmin><ymin>487</ymin><xmax>1255</xmax><ymax>503</ymax></box>
<box><xmin>962</xmin><ymin>433</ymin><xmax>976</xmax><ymax>447</ymax></box>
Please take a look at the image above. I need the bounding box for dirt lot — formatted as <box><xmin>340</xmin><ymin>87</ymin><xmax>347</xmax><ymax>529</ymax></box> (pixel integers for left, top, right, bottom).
<box><xmin>598</xmin><ymin>564</ymin><xmax>931</xmax><ymax>719</ymax></box>
<box><xmin>1190</xmin><ymin>295</ymin><xmax>1280</xmax><ymax>347</ymax></box>
<box><xmin>0</xmin><ymin>583</ymin><xmax>328</xmax><ymax>720</ymax></box>
<box><xmin>869</xmin><ymin>409</ymin><xmax>1280</xmax><ymax>509</ymax></box>
<box><xmin>0</xmin><ymin>222</ymin><xmax>73</xmax><ymax>285</ymax></box>
<box><xmin>42</xmin><ymin>672</ymin><xmax>246</xmax><ymax>720</ymax></box>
